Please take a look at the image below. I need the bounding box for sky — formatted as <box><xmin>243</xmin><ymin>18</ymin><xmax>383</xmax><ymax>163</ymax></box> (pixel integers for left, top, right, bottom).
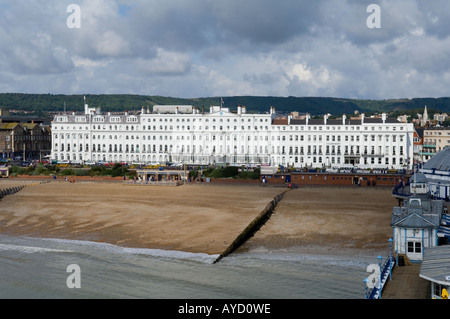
<box><xmin>1</xmin><ymin>0</ymin><xmax>450</xmax><ymax>100</ymax></box>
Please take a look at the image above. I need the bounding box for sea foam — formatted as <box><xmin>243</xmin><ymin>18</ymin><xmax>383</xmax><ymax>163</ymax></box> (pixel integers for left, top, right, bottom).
<box><xmin>3</xmin><ymin>236</ymin><xmax>220</xmax><ymax>264</ymax></box>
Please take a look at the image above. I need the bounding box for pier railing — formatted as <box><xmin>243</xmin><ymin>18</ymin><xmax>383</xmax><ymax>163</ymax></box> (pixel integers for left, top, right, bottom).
<box><xmin>365</xmin><ymin>255</ymin><xmax>396</xmax><ymax>299</ymax></box>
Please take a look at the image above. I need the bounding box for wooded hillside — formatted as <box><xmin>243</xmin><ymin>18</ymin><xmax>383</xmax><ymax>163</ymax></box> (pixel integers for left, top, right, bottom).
<box><xmin>0</xmin><ymin>93</ymin><xmax>449</xmax><ymax>116</ymax></box>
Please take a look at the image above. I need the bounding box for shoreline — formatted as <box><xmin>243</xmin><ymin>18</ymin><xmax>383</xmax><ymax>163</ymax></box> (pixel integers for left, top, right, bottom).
<box><xmin>0</xmin><ymin>179</ymin><xmax>397</xmax><ymax>258</ymax></box>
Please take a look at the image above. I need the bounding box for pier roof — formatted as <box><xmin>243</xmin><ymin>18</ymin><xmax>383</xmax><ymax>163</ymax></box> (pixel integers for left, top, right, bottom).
<box><xmin>423</xmin><ymin>147</ymin><xmax>450</xmax><ymax>172</ymax></box>
<box><xmin>419</xmin><ymin>245</ymin><xmax>450</xmax><ymax>286</ymax></box>
<box><xmin>391</xmin><ymin>197</ymin><xmax>443</xmax><ymax>228</ymax></box>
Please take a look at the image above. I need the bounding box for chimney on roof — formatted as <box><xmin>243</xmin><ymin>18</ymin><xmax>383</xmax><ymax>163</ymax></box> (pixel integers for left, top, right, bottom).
<box><xmin>361</xmin><ymin>113</ymin><xmax>365</xmax><ymax>124</ymax></box>
<box><xmin>342</xmin><ymin>114</ymin><xmax>347</xmax><ymax>125</ymax></box>
<box><xmin>382</xmin><ymin>113</ymin><xmax>386</xmax><ymax>124</ymax></box>
<box><xmin>324</xmin><ymin>114</ymin><xmax>328</xmax><ymax>125</ymax></box>
<box><xmin>306</xmin><ymin>114</ymin><xmax>310</xmax><ymax>125</ymax></box>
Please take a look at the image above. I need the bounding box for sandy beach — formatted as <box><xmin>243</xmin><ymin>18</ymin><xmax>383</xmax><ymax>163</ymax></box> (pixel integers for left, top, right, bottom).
<box><xmin>0</xmin><ymin>179</ymin><xmax>397</xmax><ymax>256</ymax></box>
<box><xmin>239</xmin><ymin>186</ymin><xmax>396</xmax><ymax>256</ymax></box>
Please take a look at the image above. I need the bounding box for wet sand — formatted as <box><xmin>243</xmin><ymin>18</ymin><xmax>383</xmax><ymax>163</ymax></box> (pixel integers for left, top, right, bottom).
<box><xmin>0</xmin><ymin>180</ymin><xmax>397</xmax><ymax>256</ymax></box>
<box><xmin>239</xmin><ymin>186</ymin><xmax>396</xmax><ymax>256</ymax></box>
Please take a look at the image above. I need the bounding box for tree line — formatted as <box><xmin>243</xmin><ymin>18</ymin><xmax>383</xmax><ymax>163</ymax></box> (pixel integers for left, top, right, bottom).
<box><xmin>1</xmin><ymin>93</ymin><xmax>449</xmax><ymax>117</ymax></box>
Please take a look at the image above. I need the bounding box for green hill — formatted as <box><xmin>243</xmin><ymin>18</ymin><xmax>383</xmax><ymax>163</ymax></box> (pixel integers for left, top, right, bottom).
<box><xmin>0</xmin><ymin>93</ymin><xmax>449</xmax><ymax>116</ymax></box>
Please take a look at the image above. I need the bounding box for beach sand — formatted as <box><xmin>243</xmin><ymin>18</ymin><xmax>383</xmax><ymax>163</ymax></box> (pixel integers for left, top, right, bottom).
<box><xmin>0</xmin><ymin>179</ymin><xmax>398</xmax><ymax>256</ymax></box>
<box><xmin>0</xmin><ymin>180</ymin><xmax>283</xmax><ymax>255</ymax></box>
<box><xmin>239</xmin><ymin>187</ymin><xmax>397</xmax><ymax>256</ymax></box>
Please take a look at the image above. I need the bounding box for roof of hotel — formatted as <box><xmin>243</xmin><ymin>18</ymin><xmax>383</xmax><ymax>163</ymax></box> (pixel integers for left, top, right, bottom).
<box><xmin>0</xmin><ymin>123</ymin><xmax>20</xmax><ymax>130</ymax></box>
<box><xmin>279</xmin><ymin>117</ymin><xmax>399</xmax><ymax>126</ymax></box>
<box><xmin>272</xmin><ymin>118</ymin><xmax>288</xmax><ymax>125</ymax></box>
<box><xmin>423</xmin><ymin>147</ymin><xmax>450</xmax><ymax>172</ymax></box>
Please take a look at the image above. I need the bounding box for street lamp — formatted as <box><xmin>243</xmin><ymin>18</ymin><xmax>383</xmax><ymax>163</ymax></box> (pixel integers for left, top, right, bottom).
<box><xmin>388</xmin><ymin>238</ymin><xmax>393</xmax><ymax>281</ymax></box>
<box><xmin>363</xmin><ymin>277</ymin><xmax>368</xmax><ymax>299</ymax></box>
<box><xmin>377</xmin><ymin>255</ymin><xmax>383</xmax><ymax>299</ymax></box>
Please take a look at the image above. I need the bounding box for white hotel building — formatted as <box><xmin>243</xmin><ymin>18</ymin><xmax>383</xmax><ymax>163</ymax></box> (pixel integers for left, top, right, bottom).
<box><xmin>50</xmin><ymin>101</ymin><xmax>414</xmax><ymax>170</ymax></box>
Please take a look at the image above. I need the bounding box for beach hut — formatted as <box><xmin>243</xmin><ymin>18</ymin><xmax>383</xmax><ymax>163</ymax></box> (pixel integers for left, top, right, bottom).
<box><xmin>391</xmin><ymin>196</ymin><xmax>445</xmax><ymax>262</ymax></box>
<box><xmin>0</xmin><ymin>167</ymin><xmax>8</xmax><ymax>177</ymax></box>
<box><xmin>135</xmin><ymin>169</ymin><xmax>187</xmax><ymax>185</ymax></box>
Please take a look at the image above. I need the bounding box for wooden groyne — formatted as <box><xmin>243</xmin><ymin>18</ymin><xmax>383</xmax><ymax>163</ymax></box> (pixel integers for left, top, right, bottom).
<box><xmin>214</xmin><ymin>189</ymin><xmax>289</xmax><ymax>263</ymax></box>
<box><xmin>0</xmin><ymin>181</ymin><xmax>50</xmax><ymax>200</ymax></box>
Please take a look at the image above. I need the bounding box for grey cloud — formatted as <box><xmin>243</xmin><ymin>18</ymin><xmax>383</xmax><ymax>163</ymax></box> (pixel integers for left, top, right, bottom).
<box><xmin>1</xmin><ymin>0</ymin><xmax>450</xmax><ymax>100</ymax></box>
<box><xmin>212</xmin><ymin>0</ymin><xmax>322</xmax><ymax>45</ymax></box>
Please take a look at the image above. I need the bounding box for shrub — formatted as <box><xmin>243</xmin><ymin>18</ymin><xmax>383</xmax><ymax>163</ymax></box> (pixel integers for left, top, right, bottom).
<box><xmin>189</xmin><ymin>169</ymin><xmax>198</xmax><ymax>179</ymax></box>
<box><xmin>90</xmin><ymin>166</ymin><xmax>103</xmax><ymax>176</ymax></box>
<box><xmin>209</xmin><ymin>168</ymin><xmax>223</xmax><ymax>178</ymax></box>
<box><xmin>61</xmin><ymin>169</ymin><xmax>74</xmax><ymax>176</ymax></box>
<box><xmin>239</xmin><ymin>168</ymin><xmax>260</xmax><ymax>180</ymax></box>
<box><xmin>10</xmin><ymin>166</ymin><xmax>26</xmax><ymax>176</ymax></box>
<box><xmin>74</xmin><ymin>169</ymin><xmax>89</xmax><ymax>176</ymax></box>
<box><xmin>222</xmin><ymin>166</ymin><xmax>239</xmax><ymax>178</ymax></box>
<box><xmin>35</xmin><ymin>164</ymin><xmax>45</xmax><ymax>175</ymax></box>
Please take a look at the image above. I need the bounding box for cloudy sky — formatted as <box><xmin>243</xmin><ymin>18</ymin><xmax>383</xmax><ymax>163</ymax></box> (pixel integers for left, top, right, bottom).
<box><xmin>1</xmin><ymin>0</ymin><xmax>450</xmax><ymax>99</ymax></box>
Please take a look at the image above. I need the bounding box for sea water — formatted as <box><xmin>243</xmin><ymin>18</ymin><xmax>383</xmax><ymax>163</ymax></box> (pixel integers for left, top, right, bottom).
<box><xmin>0</xmin><ymin>234</ymin><xmax>377</xmax><ymax>299</ymax></box>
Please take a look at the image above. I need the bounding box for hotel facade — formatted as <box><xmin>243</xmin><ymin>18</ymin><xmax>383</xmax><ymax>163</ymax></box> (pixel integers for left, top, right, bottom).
<box><xmin>50</xmin><ymin>101</ymin><xmax>415</xmax><ymax>170</ymax></box>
